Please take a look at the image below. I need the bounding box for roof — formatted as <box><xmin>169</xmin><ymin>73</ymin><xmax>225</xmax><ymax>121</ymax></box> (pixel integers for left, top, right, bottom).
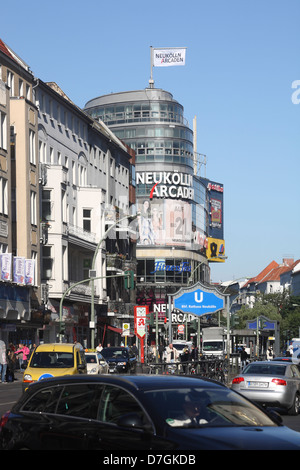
<box><xmin>242</xmin><ymin>259</ymin><xmax>300</xmax><ymax>289</ymax></box>
<box><xmin>20</xmin><ymin>373</ymin><xmax>225</xmax><ymax>393</ymax></box>
<box><xmin>0</xmin><ymin>39</ymin><xmax>31</xmax><ymax>72</ymax></box>
<box><xmin>243</xmin><ymin>261</ymin><xmax>279</xmax><ymax>288</ymax></box>
<box><xmin>0</xmin><ymin>39</ymin><xmax>14</xmax><ymax>61</ymax></box>
<box><xmin>36</xmin><ymin>342</ymin><xmax>83</xmax><ymax>352</ymax></box>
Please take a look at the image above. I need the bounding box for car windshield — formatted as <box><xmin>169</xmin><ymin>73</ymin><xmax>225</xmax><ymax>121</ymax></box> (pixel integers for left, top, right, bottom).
<box><xmin>86</xmin><ymin>355</ymin><xmax>98</xmax><ymax>364</ymax></box>
<box><xmin>101</xmin><ymin>348</ymin><xmax>128</xmax><ymax>359</ymax></box>
<box><xmin>173</xmin><ymin>344</ymin><xmax>187</xmax><ymax>351</ymax></box>
<box><xmin>242</xmin><ymin>363</ymin><xmax>287</xmax><ymax>376</ymax></box>
<box><xmin>203</xmin><ymin>341</ymin><xmax>224</xmax><ymax>351</ymax></box>
<box><xmin>30</xmin><ymin>351</ymin><xmax>74</xmax><ymax>368</ymax></box>
<box><xmin>143</xmin><ymin>387</ymin><xmax>276</xmax><ymax>428</ymax></box>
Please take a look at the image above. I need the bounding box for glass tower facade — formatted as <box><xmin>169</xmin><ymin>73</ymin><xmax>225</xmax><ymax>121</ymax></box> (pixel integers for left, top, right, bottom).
<box><xmin>84</xmin><ymin>88</ymin><xmax>210</xmax><ymax>326</ymax></box>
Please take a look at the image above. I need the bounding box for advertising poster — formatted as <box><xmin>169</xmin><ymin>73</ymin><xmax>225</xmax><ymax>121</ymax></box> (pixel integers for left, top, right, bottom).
<box><xmin>13</xmin><ymin>256</ymin><xmax>25</xmax><ymax>285</ymax></box>
<box><xmin>25</xmin><ymin>259</ymin><xmax>35</xmax><ymax>286</ymax></box>
<box><xmin>137</xmin><ymin>198</ymin><xmax>192</xmax><ymax>248</ymax></box>
<box><xmin>1</xmin><ymin>253</ymin><xmax>12</xmax><ymax>281</ymax></box>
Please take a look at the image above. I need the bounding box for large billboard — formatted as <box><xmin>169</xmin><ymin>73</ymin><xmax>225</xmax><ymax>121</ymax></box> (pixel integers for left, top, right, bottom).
<box><xmin>137</xmin><ymin>198</ymin><xmax>192</xmax><ymax>247</ymax></box>
<box><xmin>136</xmin><ymin>170</ymin><xmax>208</xmax><ymax>251</ymax></box>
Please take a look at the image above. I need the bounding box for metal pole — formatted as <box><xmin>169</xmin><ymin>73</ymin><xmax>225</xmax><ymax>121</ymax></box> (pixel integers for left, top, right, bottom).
<box><xmin>90</xmin><ymin>213</ymin><xmax>138</xmax><ymax>349</ymax></box>
<box><xmin>59</xmin><ymin>273</ymin><xmax>126</xmax><ymax>343</ymax></box>
<box><xmin>226</xmin><ymin>295</ymin><xmax>230</xmax><ymax>357</ymax></box>
<box><xmin>149</xmin><ymin>46</ymin><xmax>154</xmax><ymax>88</ymax></box>
<box><xmin>168</xmin><ymin>294</ymin><xmax>172</xmax><ymax>344</ymax></box>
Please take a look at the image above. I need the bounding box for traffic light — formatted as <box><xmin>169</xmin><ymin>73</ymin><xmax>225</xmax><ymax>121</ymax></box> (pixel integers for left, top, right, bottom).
<box><xmin>59</xmin><ymin>322</ymin><xmax>65</xmax><ymax>335</ymax></box>
<box><xmin>149</xmin><ymin>311</ymin><xmax>154</xmax><ymax>326</ymax></box>
<box><xmin>124</xmin><ymin>270</ymin><xmax>134</xmax><ymax>289</ymax></box>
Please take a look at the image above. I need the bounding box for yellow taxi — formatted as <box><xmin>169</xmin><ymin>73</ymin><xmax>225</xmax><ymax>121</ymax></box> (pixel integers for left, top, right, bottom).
<box><xmin>23</xmin><ymin>343</ymin><xmax>87</xmax><ymax>390</ymax></box>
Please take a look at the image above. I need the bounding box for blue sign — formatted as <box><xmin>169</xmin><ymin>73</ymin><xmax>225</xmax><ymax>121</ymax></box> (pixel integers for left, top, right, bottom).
<box><xmin>38</xmin><ymin>374</ymin><xmax>53</xmax><ymax>381</ymax></box>
<box><xmin>173</xmin><ymin>284</ymin><xmax>225</xmax><ymax>316</ymax></box>
<box><xmin>248</xmin><ymin>318</ymin><xmax>276</xmax><ymax>330</ymax></box>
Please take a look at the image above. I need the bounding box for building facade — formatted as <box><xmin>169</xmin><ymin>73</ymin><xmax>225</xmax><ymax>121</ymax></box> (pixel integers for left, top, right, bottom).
<box><xmin>36</xmin><ymin>80</ymin><xmax>136</xmax><ymax>347</ymax></box>
<box><xmin>0</xmin><ymin>39</ymin><xmax>40</xmax><ymax>346</ymax></box>
<box><xmin>0</xmin><ymin>38</ymin><xmax>136</xmax><ymax>348</ymax></box>
<box><xmin>84</xmin><ymin>88</ymin><xmax>225</xmax><ymax>343</ymax></box>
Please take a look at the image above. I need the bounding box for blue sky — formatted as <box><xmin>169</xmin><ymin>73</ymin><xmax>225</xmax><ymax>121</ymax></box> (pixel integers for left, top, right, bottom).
<box><xmin>2</xmin><ymin>0</ymin><xmax>299</xmax><ymax>282</ymax></box>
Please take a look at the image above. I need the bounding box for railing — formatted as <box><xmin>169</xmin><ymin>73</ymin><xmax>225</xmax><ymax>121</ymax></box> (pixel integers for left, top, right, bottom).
<box><xmin>136</xmin><ymin>353</ymin><xmax>272</xmax><ymax>386</ymax></box>
<box><xmin>140</xmin><ymin>357</ymin><xmax>230</xmax><ymax>384</ymax></box>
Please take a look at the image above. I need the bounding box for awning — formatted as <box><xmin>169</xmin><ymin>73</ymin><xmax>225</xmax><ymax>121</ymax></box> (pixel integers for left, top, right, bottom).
<box><xmin>107</xmin><ymin>325</ymin><xmax>122</xmax><ymax>334</ymax></box>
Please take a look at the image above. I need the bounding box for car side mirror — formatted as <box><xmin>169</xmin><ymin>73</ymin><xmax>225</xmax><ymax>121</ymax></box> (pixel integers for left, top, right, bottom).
<box><xmin>117</xmin><ymin>413</ymin><xmax>151</xmax><ymax>431</ymax></box>
<box><xmin>266</xmin><ymin>408</ymin><xmax>283</xmax><ymax>425</ymax></box>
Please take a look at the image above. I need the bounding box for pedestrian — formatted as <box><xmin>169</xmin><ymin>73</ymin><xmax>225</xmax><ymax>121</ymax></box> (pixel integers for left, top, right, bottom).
<box><xmin>158</xmin><ymin>343</ymin><xmax>165</xmax><ymax>363</ymax></box>
<box><xmin>147</xmin><ymin>344</ymin><xmax>154</xmax><ymax>362</ymax></box>
<box><xmin>6</xmin><ymin>349</ymin><xmax>16</xmax><ymax>382</ymax></box>
<box><xmin>165</xmin><ymin>343</ymin><xmax>179</xmax><ymax>363</ymax></box>
<box><xmin>15</xmin><ymin>343</ymin><xmax>30</xmax><ymax>371</ymax></box>
<box><xmin>180</xmin><ymin>346</ymin><xmax>190</xmax><ymax>373</ymax></box>
<box><xmin>266</xmin><ymin>346</ymin><xmax>274</xmax><ymax>361</ymax></box>
<box><xmin>0</xmin><ymin>340</ymin><xmax>7</xmax><ymax>384</ymax></box>
<box><xmin>190</xmin><ymin>344</ymin><xmax>199</xmax><ymax>361</ymax></box>
<box><xmin>96</xmin><ymin>342</ymin><xmax>103</xmax><ymax>353</ymax></box>
<box><xmin>131</xmin><ymin>343</ymin><xmax>138</xmax><ymax>357</ymax></box>
<box><xmin>240</xmin><ymin>347</ymin><xmax>248</xmax><ymax>368</ymax></box>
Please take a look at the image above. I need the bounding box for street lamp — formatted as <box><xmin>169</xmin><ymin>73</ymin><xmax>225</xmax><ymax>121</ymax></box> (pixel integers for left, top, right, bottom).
<box><xmin>221</xmin><ymin>277</ymin><xmax>250</xmax><ymax>357</ymax></box>
<box><xmin>89</xmin><ymin>212</ymin><xmax>138</xmax><ymax>349</ymax></box>
<box><xmin>59</xmin><ymin>211</ymin><xmax>138</xmax><ymax>347</ymax></box>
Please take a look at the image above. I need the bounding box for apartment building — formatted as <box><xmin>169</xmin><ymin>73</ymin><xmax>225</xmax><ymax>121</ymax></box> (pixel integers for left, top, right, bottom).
<box><xmin>0</xmin><ymin>39</ymin><xmax>40</xmax><ymax>345</ymax></box>
<box><xmin>36</xmin><ymin>80</ymin><xmax>136</xmax><ymax>346</ymax></box>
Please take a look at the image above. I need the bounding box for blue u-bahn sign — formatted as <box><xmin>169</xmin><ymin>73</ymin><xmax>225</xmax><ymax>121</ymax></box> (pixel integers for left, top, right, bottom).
<box><xmin>173</xmin><ymin>282</ymin><xmax>225</xmax><ymax>316</ymax></box>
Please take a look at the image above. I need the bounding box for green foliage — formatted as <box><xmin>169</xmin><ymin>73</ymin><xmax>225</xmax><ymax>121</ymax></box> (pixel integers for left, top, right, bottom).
<box><xmin>232</xmin><ymin>292</ymin><xmax>300</xmax><ymax>343</ymax></box>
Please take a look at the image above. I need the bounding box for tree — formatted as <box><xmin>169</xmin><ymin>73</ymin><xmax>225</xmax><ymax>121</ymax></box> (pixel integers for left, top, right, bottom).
<box><xmin>236</xmin><ymin>302</ymin><xmax>281</xmax><ymax>329</ymax></box>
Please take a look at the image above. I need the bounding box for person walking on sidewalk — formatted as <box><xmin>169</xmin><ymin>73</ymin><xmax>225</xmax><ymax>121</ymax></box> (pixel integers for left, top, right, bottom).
<box><xmin>0</xmin><ymin>340</ymin><xmax>7</xmax><ymax>383</ymax></box>
<box><xmin>15</xmin><ymin>343</ymin><xmax>30</xmax><ymax>371</ymax></box>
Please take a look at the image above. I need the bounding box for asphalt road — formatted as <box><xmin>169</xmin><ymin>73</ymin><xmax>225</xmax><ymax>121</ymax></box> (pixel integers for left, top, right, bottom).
<box><xmin>1</xmin><ymin>372</ymin><xmax>300</xmax><ymax>434</ymax></box>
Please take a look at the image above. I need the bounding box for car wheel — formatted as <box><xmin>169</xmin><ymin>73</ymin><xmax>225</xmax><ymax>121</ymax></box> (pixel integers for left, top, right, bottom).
<box><xmin>288</xmin><ymin>393</ymin><xmax>300</xmax><ymax>416</ymax></box>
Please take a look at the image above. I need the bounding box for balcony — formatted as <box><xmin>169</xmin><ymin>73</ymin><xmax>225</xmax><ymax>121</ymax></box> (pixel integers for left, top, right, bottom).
<box><xmin>68</xmin><ymin>224</ymin><xmax>97</xmax><ymax>244</ymax></box>
<box><xmin>106</xmin><ymin>253</ymin><xmax>125</xmax><ymax>270</ymax></box>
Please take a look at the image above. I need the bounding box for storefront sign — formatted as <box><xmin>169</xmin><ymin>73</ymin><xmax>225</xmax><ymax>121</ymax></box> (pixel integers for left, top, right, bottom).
<box><xmin>151</xmin><ymin>261</ymin><xmax>191</xmax><ymax>273</ymax></box>
<box><xmin>173</xmin><ymin>283</ymin><xmax>225</xmax><ymax>316</ymax></box>
<box><xmin>137</xmin><ymin>171</ymin><xmax>194</xmax><ymax>200</ymax></box>
<box><xmin>134</xmin><ymin>306</ymin><xmax>148</xmax><ymax>339</ymax></box>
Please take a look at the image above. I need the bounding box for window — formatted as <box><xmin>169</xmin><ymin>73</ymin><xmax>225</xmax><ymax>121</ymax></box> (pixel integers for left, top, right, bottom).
<box><xmin>7</xmin><ymin>70</ymin><xmax>14</xmax><ymax>96</ymax></box>
<box><xmin>42</xmin><ymin>247</ymin><xmax>52</xmax><ymax>281</ymax></box>
<box><xmin>0</xmin><ymin>177</ymin><xmax>8</xmax><ymax>215</ymax></box>
<box><xmin>78</xmin><ymin>164</ymin><xmax>86</xmax><ymax>185</ymax></box>
<box><xmin>83</xmin><ymin>209</ymin><xmax>91</xmax><ymax>232</ymax></box>
<box><xmin>22</xmin><ymin>386</ymin><xmax>62</xmax><ymax>414</ymax></box>
<box><xmin>18</xmin><ymin>79</ymin><xmax>23</xmax><ymax>97</ymax></box>
<box><xmin>29</xmin><ymin>129</ymin><xmax>36</xmax><ymax>164</ymax></box>
<box><xmin>61</xmin><ymin>189</ymin><xmax>67</xmax><ymax>222</ymax></box>
<box><xmin>98</xmin><ymin>385</ymin><xmax>146</xmax><ymax>424</ymax></box>
<box><xmin>39</xmin><ymin>140</ymin><xmax>46</xmax><ymax>163</ymax></box>
<box><xmin>57</xmin><ymin>384</ymin><xmax>103</xmax><ymax>419</ymax></box>
<box><xmin>42</xmin><ymin>246</ymin><xmax>53</xmax><ymax>279</ymax></box>
<box><xmin>0</xmin><ymin>112</ymin><xmax>7</xmax><ymax>150</ymax></box>
<box><xmin>42</xmin><ymin>190</ymin><xmax>52</xmax><ymax>221</ymax></box>
<box><xmin>30</xmin><ymin>191</ymin><xmax>37</xmax><ymax>225</ymax></box>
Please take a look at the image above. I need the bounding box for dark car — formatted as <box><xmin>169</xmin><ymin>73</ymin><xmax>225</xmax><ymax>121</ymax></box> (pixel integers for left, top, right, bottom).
<box><xmin>231</xmin><ymin>361</ymin><xmax>300</xmax><ymax>415</ymax></box>
<box><xmin>100</xmin><ymin>347</ymin><xmax>137</xmax><ymax>373</ymax></box>
<box><xmin>2</xmin><ymin>374</ymin><xmax>300</xmax><ymax>450</ymax></box>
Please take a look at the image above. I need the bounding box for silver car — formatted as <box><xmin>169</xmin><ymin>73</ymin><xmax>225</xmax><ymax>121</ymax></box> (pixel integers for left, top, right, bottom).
<box><xmin>231</xmin><ymin>361</ymin><xmax>300</xmax><ymax>415</ymax></box>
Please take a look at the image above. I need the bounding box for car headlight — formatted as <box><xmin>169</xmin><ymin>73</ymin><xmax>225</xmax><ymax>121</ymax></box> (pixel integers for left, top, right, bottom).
<box><xmin>90</xmin><ymin>367</ymin><xmax>97</xmax><ymax>374</ymax></box>
<box><xmin>118</xmin><ymin>362</ymin><xmax>127</xmax><ymax>366</ymax></box>
<box><xmin>23</xmin><ymin>374</ymin><xmax>33</xmax><ymax>382</ymax></box>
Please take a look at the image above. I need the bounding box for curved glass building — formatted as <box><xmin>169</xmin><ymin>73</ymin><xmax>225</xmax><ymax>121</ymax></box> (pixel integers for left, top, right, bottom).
<box><xmin>84</xmin><ymin>87</ymin><xmax>213</xmax><ymax>331</ymax></box>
